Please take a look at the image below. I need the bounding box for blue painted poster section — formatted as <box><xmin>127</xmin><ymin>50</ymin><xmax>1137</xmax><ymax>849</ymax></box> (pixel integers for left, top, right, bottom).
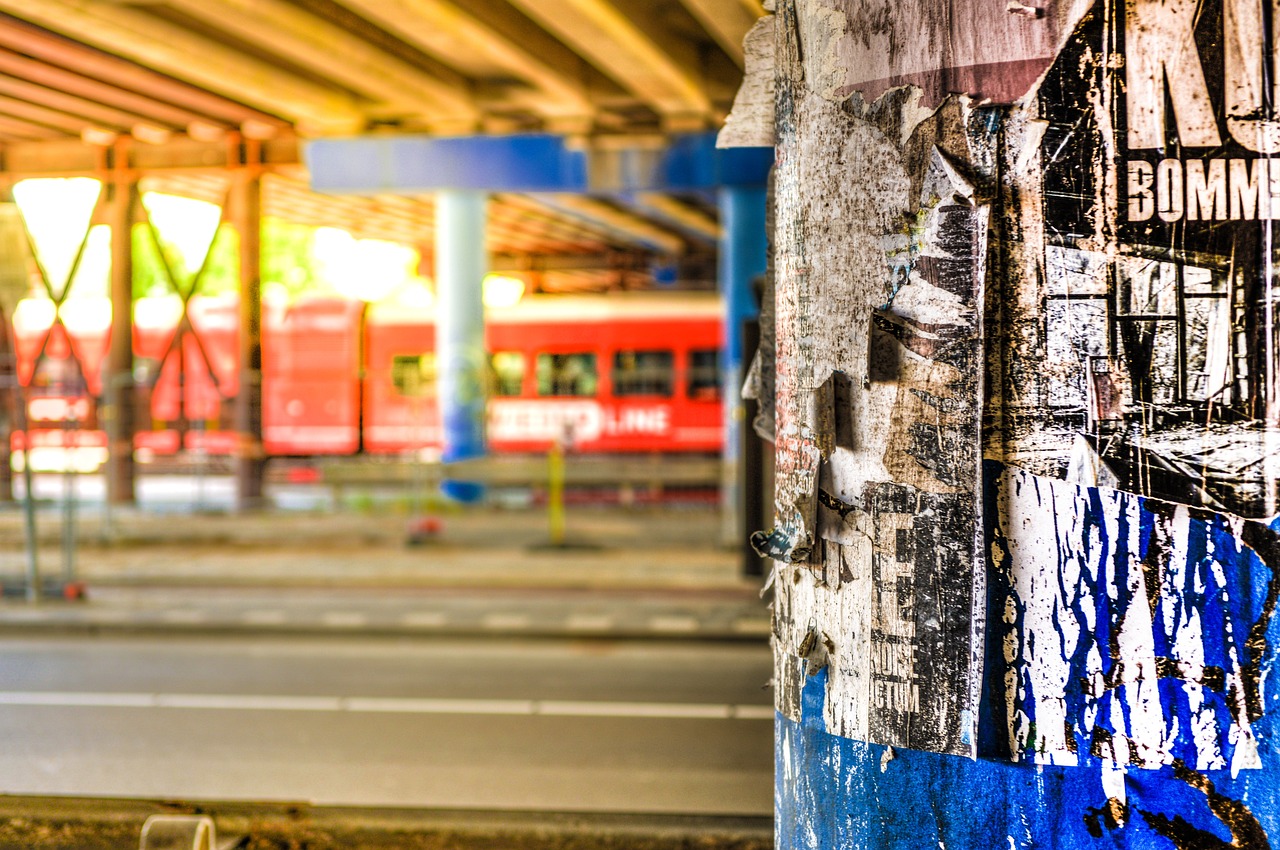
<box><xmin>777</xmin><ymin>465</ymin><xmax>1280</xmax><ymax>848</ymax></box>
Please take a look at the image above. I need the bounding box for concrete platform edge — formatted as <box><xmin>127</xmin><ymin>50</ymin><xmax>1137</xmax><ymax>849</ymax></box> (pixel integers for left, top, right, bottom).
<box><xmin>0</xmin><ymin>795</ymin><xmax>774</xmax><ymax>849</ymax></box>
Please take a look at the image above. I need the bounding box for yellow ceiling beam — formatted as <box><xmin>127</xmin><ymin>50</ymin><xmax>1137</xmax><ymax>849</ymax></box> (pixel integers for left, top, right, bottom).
<box><xmin>163</xmin><ymin>0</ymin><xmax>478</xmax><ymax>132</ymax></box>
<box><xmin>634</xmin><ymin>192</ymin><xmax>721</xmax><ymax>242</ymax></box>
<box><xmin>674</xmin><ymin>0</ymin><xmax>762</xmax><ymax>66</ymax></box>
<box><xmin>335</xmin><ymin>0</ymin><xmax>593</xmax><ymax>128</ymax></box>
<box><xmin>503</xmin><ymin>0</ymin><xmax>712</xmax><ymax>127</ymax></box>
<box><xmin>0</xmin><ymin>0</ymin><xmax>365</xmax><ymax>134</ymax></box>
<box><xmin>539</xmin><ymin>194</ymin><xmax>685</xmax><ymax>255</ymax></box>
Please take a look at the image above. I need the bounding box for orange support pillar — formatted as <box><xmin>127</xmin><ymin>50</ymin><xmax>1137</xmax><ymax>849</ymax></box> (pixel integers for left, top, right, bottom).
<box><xmin>232</xmin><ymin>144</ymin><xmax>264</xmax><ymax>511</ymax></box>
<box><xmin>105</xmin><ymin>146</ymin><xmax>137</xmax><ymax>506</ymax></box>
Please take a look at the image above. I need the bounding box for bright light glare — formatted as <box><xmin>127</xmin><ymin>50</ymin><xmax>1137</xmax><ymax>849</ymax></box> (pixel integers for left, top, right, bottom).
<box><xmin>142</xmin><ymin>193</ymin><xmax>223</xmax><ymax>273</ymax></box>
<box><xmin>314</xmin><ymin>228</ymin><xmax>414</xmax><ymax>303</ymax></box>
<box><xmin>483</xmin><ymin>274</ymin><xmax>526</xmax><ymax>308</ymax></box>
<box><xmin>59</xmin><ymin>296</ymin><xmax>112</xmax><ymax>334</ymax></box>
<box><xmin>392</xmin><ymin>275</ymin><xmax>435</xmax><ymax>308</ymax></box>
<box><xmin>13</xmin><ymin>446</ymin><xmax>107</xmax><ymax>473</ymax></box>
<box><xmin>13</xmin><ymin>178</ymin><xmax>101</xmax><ymax>296</ymax></box>
<box><xmin>134</xmin><ymin>294</ymin><xmax>183</xmax><ymax>329</ymax></box>
<box><xmin>12</xmin><ymin>297</ymin><xmax>55</xmax><ymax>332</ymax></box>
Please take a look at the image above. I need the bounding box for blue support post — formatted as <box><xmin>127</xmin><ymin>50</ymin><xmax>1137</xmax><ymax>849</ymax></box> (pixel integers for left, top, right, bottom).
<box><xmin>435</xmin><ymin>189</ymin><xmax>488</xmax><ymax>502</ymax></box>
<box><xmin>718</xmin><ymin>185</ymin><xmax>767</xmax><ymax>545</ymax></box>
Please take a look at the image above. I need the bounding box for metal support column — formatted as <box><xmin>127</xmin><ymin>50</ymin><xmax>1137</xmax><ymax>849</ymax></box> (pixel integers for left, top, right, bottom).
<box><xmin>0</xmin><ymin>310</ymin><xmax>11</xmax><ymax>504</ymax></box>
<box><xmin>105</xmin><ymin>143</ymin><xmax>137</xmax><ymax>506</ymax></box>
<box><xmin>718</xmin><ymin>185</ymin><xmax>767</xmax><ymax>546</ymax></box>
<box><xmin>435</xmin><ymin>189</ymin><xmax>488</xmax><ymax>502</ymax></box>
<box><xmin>233</xmin><ymin>142</ymin><xmax>264</xmax><ymax>510</ymax></box>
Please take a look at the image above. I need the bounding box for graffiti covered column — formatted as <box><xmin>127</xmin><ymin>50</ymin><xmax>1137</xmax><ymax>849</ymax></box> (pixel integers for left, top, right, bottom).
<box><xmin>724</xmin><ymin>0</ymin><xmax>1280</xmax><ymax>846</ymax></box>
<box><xmin>435</xmin><ymin>189</ymin><xmax>487</xmax><ymax>499</ymax></box>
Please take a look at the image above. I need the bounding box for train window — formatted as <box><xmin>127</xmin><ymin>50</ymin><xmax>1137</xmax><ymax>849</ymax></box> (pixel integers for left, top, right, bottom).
<box><xmin>489</xmin><ymin>351</ymin><xmax>526</xmax><ymax>396</ymax></box>
<box><xmin>536</xmin><ymin>353</ymin><xmax>598</xmax><ymax>397</ymax></box>
<box><xmin>391</xmin><ymin>353</ymin><xmax>436</xmax><ymax>397</ymax></box>
<box><xmin>688</xmin><ymin>349</ymin><xmax>720</xmax><ymax>400</ymax></box>
<box><xmin>612</xmin><ymin>350</ymin><xmax>674</xmax><ymax>396</ymax></box>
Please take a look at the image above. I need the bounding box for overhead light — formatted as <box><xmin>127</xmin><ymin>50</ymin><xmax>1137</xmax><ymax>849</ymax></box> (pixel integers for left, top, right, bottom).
<box><xmin>58</xmin><ymin>296</ymin><xmax>112</xmax><ymax>334</ymax></box>
<box><xmin>187</xmin><ymin>121</ymin><xmax>227</xmax><ymax>143</ymax></box>
<box><xmin>314</xmin><ymin>228</ymin><xmax>414</xmax><ymax>303</ymax></box>
<box><xmin>483</xmin><ymin>274</ymin><xmax>525</xmax><ymax>308</ymax></box>
<box><xmin>131</xmin><ymin>123</ymin><xmax>171</xmax><ymax>145</ymax></box>
<box><xmin>240</xmin><ymin>120</ymin><xmax>279</xmax><ymax>141</ymax></box>
<box><xmin>80</xmin><ymin>127</ymin><xmax>118</xmax><ymax>147</ymax></box>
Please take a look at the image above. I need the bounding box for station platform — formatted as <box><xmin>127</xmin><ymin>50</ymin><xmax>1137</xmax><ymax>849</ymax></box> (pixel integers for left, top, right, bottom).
<box><xmin>0</xmin><ymin>494</ymin><xmax>770</xmax><ymax>642</ymax></box>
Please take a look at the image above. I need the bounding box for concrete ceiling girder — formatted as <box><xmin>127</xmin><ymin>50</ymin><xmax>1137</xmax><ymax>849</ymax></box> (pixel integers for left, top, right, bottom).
<box><xmin>502</xmin><ymin>0</ymin><xmax>712</xmax><ymax>127</ymax></box>
<box><xmin>0</xmin><ymin>0</ymin><xmax>365</xmax><ymax>134</ymax></box>
<box><xmin>161</xmin><ymin>0</ymin><xmax>479</xmax><ymax>132</ymax></box>
<box><xmin>0</xmin><ymin>14</ymin><xmax>283</xmax><ymax>129</ymax></box>
<box><xmin>632</xmin><ymin>191</ymin><xmax>721</xmax><ymax>242</ymax></box>
<box><xmin>0</xmin><ymin>76</ymin><xmax>150</xmax><ymax>135</ymax></box>
<box><xmin>0</xmin><ymin>94</ymin><xmax>102</xmax><ymax>137</ymax></box>
<box><xmin>333</xmin><ymin>0</ymin><xmax>594</xmax><ymax>129</ymax></box>
<box><xmin>1</xmin><ymin>136</ymin><xmax>301</xmax><ymax>178</ymax></box>
<box><xmin>0</xmin><ymin>48</ymin><xmax>213</xmax><ymax>131</ymax></box>
<box><xmin>534</xmin><ymin>193</ymin><xmax>685</xmax><ymax>255</ymax></box>
<box><xmin>673</xmin><ymin>0</ymin><xmax>761</xmax><ymax>66</ymax></box>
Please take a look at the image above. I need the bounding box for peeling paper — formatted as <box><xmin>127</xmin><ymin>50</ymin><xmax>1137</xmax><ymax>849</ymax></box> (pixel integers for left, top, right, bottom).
<box><xmin>718</xmin><ymin>15</ymin><xmax>777</xmax><ymax>149</ymax></box>
<box><xmin>796</xmin><ymin>0</ymin><xmax>848</xmax><ymax>102</ymax></box>
<box><xmin>764</xmin><ymin>0</ymin><xmax>1280</xmax><ymax>844</ymax></box>
<box><xmin>830</xmin><ymin>0</ymin><xmax>1095</xmax><ymax>107</ymax></box>
<box><xmin>991</xmin><ymin>465</ymin><xmax>1277</xmax><ymax>775</ymax></box>
<box><xmin>770</xmin><ymin>0</ymin><xmax>986</xmax><ymax>756</ymax></box>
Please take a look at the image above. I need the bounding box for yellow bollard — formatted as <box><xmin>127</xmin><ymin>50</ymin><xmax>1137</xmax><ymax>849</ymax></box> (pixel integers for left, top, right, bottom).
<box><xmin>548</xmin><ymin>440</ymin><xmax>565</xmax><ymax>547</ymax></box>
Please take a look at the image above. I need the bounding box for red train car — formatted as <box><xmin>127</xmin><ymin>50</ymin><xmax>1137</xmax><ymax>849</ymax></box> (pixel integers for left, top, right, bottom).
<box><xmin>362</xmin><ymin>292</ymin><xmax>723</xmax><ymax>454</ymax></box>
<box><xmin>9</xmin><ymin>291</ymin><xmax>723</xmax><ymax>462</ymax></box>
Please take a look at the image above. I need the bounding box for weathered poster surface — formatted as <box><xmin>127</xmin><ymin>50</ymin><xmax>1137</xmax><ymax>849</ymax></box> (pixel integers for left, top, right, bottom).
<box><xmin>750</xmin><ymin>0</ymin><xmax>1280</xmax><ymax>846</ymax></box>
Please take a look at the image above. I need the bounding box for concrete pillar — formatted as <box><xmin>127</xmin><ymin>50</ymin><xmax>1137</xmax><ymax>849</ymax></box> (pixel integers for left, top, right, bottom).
<box><xmin>718</xmin><ymin>185</ymin><xmax>767</xmax><ymax>546</ymax></box>
<box><xmin>434</xmin><ymin>189</ymin><xmax>488</xmax><ymax>502</ymax></box>
<box><xmin>232</xmin><ymin>158</ymin><xmax>264</xmax><ymax>510</ymax></box>
<box><xmin>105</xmin><ymin>156</ymin><xmax>137</xmax><ymax>506</ymax></box>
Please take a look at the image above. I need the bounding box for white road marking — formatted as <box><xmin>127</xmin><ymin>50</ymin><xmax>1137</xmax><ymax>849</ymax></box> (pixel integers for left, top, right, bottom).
<box><xmin>564</xmin><ymin>614</ymin><xmax>614</xmax><ymax>631</ymax></box>
<box><xmin>400</xmin><ymin>612</ymin><xmax>447</xmax><ymax>628</ymax></box>
<box><xmin>1</xmin><ymin>609</ymin><xmax>53</xmax><ymax>621</ymax></box>
<box><xmin>649</xmin><ymin>615</ymin><xmax>699</xmax><ymax>633</ymax></box>
<box><xmin>0</xmin><ymin>691</ymin><xmax>772</xmax><ymax>721</ymax></box>
<box><xmin>321</xmin><ymin>612</ymin><xmax>368</xmax><ymax>628</ymax></box>
<box><xmin>242</xmin><ymin>610</ymin><xmax>288</xmax><ymax>626</ymax></box>
<box><xmin>160</xmin><ymin>610</ymin><xmax>207</xmax><ymax>624</ymax></box>
<box><xmin>540</xmin><ymin>700</ymin><xmax>729</xmax><ymax>718</ymax></box>
<box><xmin>732</xmin><ymin>705</ymin><xmax>776</xmax><ymax>720</ymax></box>
<box><xmin>481</xmin><ymin>613</ymin><xmax>530</xmax><ymax>630</ymax></box>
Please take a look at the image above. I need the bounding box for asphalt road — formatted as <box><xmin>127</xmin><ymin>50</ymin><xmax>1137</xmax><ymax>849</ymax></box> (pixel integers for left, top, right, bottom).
<box><xmin>0</xmin><ymin>634</ymin><xmax>774</xmax><ymax>815</ymax></box>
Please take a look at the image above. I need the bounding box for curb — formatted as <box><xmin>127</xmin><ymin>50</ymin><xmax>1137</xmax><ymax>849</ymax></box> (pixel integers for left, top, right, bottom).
<box><xmin>0</xmin><ymin>796</ymin><xmax>775</xmax><ymax>849</ymax></box>
<box><xmin>0</xmin><ymin>612</ymin><xmax>773</xmax><ymax>644</ymax></box>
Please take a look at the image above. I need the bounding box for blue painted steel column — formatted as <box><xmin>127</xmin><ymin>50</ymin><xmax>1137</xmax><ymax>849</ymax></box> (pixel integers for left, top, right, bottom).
<box><xmin>435</xmin><ymin>190</ymin><xmax>488</xmax><ymax>501</ymax></box>
<box><xmin>719</xmin><ymin>186</ymin><xmax>767</xmax><ymax>545</ymax></box>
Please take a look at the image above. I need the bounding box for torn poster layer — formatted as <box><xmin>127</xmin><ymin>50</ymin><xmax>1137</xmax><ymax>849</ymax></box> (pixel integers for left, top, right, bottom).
<box><xmin>745</xmin><ymin>0</ymin><xmax>1280</xmax><ymax>846</ymax></box>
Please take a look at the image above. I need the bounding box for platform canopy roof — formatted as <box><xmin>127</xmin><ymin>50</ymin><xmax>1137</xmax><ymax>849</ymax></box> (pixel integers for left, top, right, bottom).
<box><xmin>0</xmin><ymin>1</ymin><xmax>765</xmax><ymax>292</ymax></box>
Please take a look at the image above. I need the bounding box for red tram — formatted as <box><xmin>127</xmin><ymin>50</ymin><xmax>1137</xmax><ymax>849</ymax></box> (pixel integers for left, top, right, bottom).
<box><xmin>11</xmin><ymin>291</ymin><xmax>724</xmax><ymax>464</ymax></box>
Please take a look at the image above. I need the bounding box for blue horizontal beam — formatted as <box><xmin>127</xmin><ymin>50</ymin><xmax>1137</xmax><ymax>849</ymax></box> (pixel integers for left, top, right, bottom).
<box><xmin>306</xmin><ymin>133</ymin><xmax>772</xmax><ymax>194</ymax></box>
